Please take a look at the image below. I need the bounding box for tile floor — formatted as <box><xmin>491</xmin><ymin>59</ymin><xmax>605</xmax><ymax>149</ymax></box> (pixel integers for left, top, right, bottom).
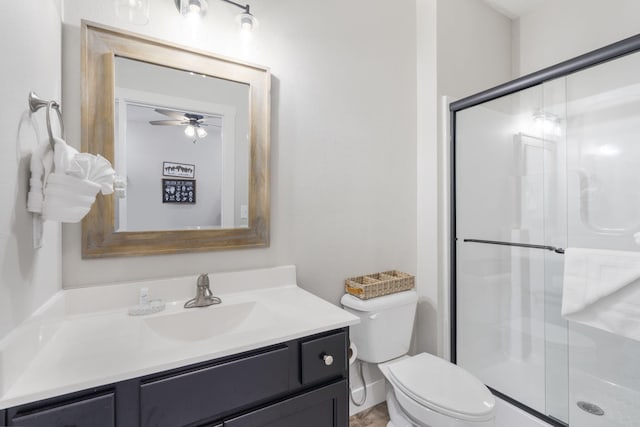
<box><xmin>349</xmin><ymin>402</ymin><xmax>390</xmax><ymax>427</ymax></box>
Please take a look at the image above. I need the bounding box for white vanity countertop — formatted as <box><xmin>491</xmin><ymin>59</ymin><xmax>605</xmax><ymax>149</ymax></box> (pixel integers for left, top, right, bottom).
<box><xmin>0</xmin><ymin>265</ymin><xmax>359</xmax><ymax>410</ymax></box>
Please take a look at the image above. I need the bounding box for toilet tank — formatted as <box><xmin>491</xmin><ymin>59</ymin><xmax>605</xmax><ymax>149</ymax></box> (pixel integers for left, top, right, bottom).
<box><xmin>341</xmin><ymin>290</ymin><xmax>418</xmax><ymax>363</ymax></box>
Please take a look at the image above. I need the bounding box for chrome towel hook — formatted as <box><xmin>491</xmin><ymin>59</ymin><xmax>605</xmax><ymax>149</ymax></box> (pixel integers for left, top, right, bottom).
<box><xmin>28</xmin><ymin>91</ymin><xmax>65</xmax><ymax>149</ymax></box>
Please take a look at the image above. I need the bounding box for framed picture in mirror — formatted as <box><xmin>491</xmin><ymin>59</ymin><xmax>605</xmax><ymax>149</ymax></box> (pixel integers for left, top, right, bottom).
<box><xmin>163</xmin><ymin>162</ymin><xmax>195</xmax><ymax>179</ymax></box>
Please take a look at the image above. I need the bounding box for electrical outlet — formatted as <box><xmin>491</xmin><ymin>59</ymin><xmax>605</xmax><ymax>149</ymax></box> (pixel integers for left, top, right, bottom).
<box><xmin>240</xmin><ymin>205</ymin><xmax>248</xmax><ymax>219</ymax></box>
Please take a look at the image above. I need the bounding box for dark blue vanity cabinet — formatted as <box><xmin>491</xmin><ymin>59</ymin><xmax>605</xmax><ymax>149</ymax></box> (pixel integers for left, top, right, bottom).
<box><xmin>7</xmin><ymin>392</ymin><xmax>115</xmax><ymax>427</ymax></box>
<box><xmin>4</xmin><ymin>328</ymin><xmax>348</xmax><ymax>427</ymax></box>
<box><xmin>225</xmin><ymin>381</ymin><xmax>346</xmax><ymax>427</ymax></box>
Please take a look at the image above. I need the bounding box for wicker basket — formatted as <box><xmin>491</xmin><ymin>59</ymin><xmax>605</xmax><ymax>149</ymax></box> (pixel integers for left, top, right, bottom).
<box><xmin>344</xmin><ymin>270</ymin><xmax>415</xmax><ymax>300</ymax></box>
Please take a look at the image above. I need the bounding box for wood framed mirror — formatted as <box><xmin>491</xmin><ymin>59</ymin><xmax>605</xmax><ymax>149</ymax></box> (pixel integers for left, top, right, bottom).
<box><xmin>81</xmin><ymin>21</ymin><xmax>270</xmax><ymax>258</ymax></box>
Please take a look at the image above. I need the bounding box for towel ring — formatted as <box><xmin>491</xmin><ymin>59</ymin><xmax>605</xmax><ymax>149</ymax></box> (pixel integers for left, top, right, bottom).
<box><xmin>28</xmin><ymin>91</ymin><xmax>65</xmax><ymax>149</ymax></box>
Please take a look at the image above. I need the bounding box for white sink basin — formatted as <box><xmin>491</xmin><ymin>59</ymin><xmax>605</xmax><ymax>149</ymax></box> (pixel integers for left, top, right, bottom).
<box><xmin>143</xmin><ymin>301</ymin><xmax>274</xmax><ymax>342</ymax></box>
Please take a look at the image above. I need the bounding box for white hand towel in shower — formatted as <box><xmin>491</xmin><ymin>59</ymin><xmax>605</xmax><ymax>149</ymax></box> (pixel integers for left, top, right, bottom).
<box><xmin>562</xmin><ymin>247</ymin><xmax>640</xmax><ymax>342</ymax></box>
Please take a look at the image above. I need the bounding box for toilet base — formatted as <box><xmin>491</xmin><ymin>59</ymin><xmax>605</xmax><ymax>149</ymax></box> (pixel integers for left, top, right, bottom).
<box><xmin>384</xmin><ymin>382</ymin><xmax>495</xmax><ymax>427</ymax></box>
<box><xmin>385</xmin><ymin>383</ymin><xmax>423</xmax><ymax>427</ymax></box>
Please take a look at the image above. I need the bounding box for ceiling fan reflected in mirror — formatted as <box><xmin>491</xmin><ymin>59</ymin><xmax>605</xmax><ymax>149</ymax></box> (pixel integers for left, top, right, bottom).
<box><xmin>149</xmin><ymin>108</ymin><xmax>219</xmax><ymax>142</ymax></box>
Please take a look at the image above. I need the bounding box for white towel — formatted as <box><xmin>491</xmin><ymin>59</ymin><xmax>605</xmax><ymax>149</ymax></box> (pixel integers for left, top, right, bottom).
<box><xmin>27</xmin><ymin>141</ymin><xmax>54</xmax><ymax>214</ymax></box>
<box><xmin>52</xmin><ymin>138</ymin><xmax>115</xmax><ymax>194</ymax></box>
<box><xmin>40</xmin><ymin>137</ymin><xmax>115</xmax><ymax>223</ymax></box>
<box><xmin>562</xmin><ymin>247</ymin><xmax>640</xmax><ymax>342</ymax></box>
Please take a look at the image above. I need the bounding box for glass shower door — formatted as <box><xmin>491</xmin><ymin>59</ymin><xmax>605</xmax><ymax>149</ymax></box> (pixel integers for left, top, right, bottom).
<box><xmin>454</xmin><ymin>33</ymin><xmax>640</xmax><ymax>427</ymax></box>
<box><xmin>563</xmin><ymin>48</ymin><xmax>640</xmax><ymax>427</ymax></box>
<box><xmin>455</xmin><ymin>82</ymin><xmax>569</xmax><ymax>423</ymax></box>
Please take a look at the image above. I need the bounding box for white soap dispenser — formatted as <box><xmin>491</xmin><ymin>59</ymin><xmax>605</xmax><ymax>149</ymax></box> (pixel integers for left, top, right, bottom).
<box><xmin>128</xmin><ymin>287</ymin><xmax>166</xmax><ymax>316</ymax></box>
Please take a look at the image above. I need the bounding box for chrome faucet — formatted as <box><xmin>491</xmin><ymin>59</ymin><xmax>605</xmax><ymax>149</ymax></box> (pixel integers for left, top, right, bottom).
<box><xmin>184</xmin><ymin>273</ymin><xmax>222</xmax><ymax>308</ymax></box>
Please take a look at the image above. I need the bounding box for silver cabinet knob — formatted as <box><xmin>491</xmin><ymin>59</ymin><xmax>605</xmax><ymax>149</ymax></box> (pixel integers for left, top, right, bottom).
<box><xmin>323</xmin><ymin>354</ymin><xmax>334</xmax><ymax>366</ymax></box>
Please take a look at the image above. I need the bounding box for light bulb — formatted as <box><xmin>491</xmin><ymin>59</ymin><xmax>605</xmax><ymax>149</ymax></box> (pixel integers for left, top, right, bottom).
<box><xmin>178</xmin><ymin>0</ymin><xmax>207</xmax><ymax>18</ymax></box>
<box><xmin>115</xmin><ymin>0</ymin><xmax>150</xmax><ymax>25</ymax></box>
<box><xmin>184</xmin><ymin>125</ymin><xmax>195</xmax><ymax>138</ymax></box>
<box><xmin>196</xmin><ymin>127</ymin><xmax>208</xmax><ymax>138</ymax></box>
<box><xmin>236</xmin><ymin>12</ymin><xmax>258</xmax><ymax>32</ymax></box>
<box><xmin>533</xmin><ymin>110</ymin><xmax>561</xmax><ymax>138</ymax></box>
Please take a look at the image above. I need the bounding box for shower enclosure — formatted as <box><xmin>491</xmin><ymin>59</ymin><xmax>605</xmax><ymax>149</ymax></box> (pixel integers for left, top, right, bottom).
<box><xmin>451</xmin><ymin>35</ymin><xmax>640</xmax><ymax>426</ymax></box>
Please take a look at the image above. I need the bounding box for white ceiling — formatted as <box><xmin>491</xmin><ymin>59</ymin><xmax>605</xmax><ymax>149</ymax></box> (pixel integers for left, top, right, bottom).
<box><xmin>482</xmin><ymin>0</ymin><xmax>550</xmax><ymax>19</ymax></box>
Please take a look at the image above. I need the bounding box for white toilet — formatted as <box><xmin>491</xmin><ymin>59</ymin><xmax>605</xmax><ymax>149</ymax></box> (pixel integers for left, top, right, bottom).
<box><xmin>341</xmin><ymin>290</ymin><xmax>495</xmax><ymax>427</ymax></box>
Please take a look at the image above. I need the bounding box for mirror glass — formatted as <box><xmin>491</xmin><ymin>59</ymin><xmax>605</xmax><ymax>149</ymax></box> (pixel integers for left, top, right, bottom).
<box><xmin>114</xmin><ymin>57</ymin><xmax>250</xmax><ymax>232</ymax></box>
<box><xmin>81</xmin><ymin>22</ymin><xmax>270</xmax><ymax>258</ymax></box>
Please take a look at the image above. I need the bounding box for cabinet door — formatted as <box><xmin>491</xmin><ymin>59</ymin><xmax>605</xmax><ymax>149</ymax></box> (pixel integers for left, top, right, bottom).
<box><xmin>224</xmin><ymin>380</ymin><xmax>347</xmax><ymax>427</ymax></box>
<box><xmin>8</xmin><ymin>393</ymin><xmax>115</xmax><ymax>427</ymax></box>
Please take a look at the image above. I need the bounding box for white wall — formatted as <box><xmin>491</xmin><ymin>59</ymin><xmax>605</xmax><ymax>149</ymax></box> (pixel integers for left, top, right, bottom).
<box><xmin>416</xmin><ymin>0</ymin><xmax>439</xmax><ymax>360</ymax></box>
<box><xmin>515</xmin><ymin>0</ymin><xmax>640</xmax><ymax>76</ymax></box>
<box><xmin>0</xmin><ymin>1</ymin><xmax>62</xmax><ymax>341</ymax></box>
<box><xmin>125</xmin><ymin>118</ymin><xmax>223</xmax><ymax>230</ymax></box>
<box><xmin>437</xmin><ymin>0</ymin><xmax>512</xmax><ymax>101</ymax></box>
<box><xmin>61</xmin><ymin>0</ymin><xmax>417</xmax><ymax>310</ymax></box>
<box><xmin>415</xmin><ymin>0</ymin><xmax>512</xmax><ymax>357</ymax></box>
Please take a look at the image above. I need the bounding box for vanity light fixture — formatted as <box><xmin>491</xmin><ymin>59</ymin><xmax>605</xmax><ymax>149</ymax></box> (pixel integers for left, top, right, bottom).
<box><xmin>174</xmin><ymin>0</ymin><xmax>258</xmax><ymax>31</ymax></box>
<box><xmin>176</xmin><ymin>0</ymin><xmax>208</xmax><ymax>18</ymax></box>
<box><xmin>114</xmin><ymin>0</ymin><xmax>151</xmax><ymax>25</ymax></box>
<box><xmin>224</xmin><ymin>0</ymin><xmax>259</xmax><ymax>32</ymax></box>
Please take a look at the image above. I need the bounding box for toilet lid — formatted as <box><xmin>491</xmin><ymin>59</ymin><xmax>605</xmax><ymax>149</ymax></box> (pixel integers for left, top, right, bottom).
<box><xmin>387</xmin><ymin>353</ymin><xmax>495</xmax><ymax>422</ymax></box>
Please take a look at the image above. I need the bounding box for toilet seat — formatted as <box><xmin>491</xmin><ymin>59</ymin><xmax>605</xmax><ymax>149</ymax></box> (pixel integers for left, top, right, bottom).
<box><xmin>383</xmin><ymin>353</ymin><xmax>495</xmax><ymax>423</ymax></box>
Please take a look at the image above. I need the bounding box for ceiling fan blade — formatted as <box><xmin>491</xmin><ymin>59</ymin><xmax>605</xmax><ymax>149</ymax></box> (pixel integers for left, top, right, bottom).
<box><xmin>154</xmin><ymin>109</ymin><xmax>188</xmax><ymax>120</ymax></box>
<box><xmin>149</xmin><ymin>120</ymin><xmax>187</xmax><ymax>126</ymax></box>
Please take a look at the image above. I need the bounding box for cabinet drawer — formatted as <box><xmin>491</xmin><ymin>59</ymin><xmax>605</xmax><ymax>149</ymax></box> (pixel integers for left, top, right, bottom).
<box><xmin>140</xmin><ymin>346</ymin><xmax>290</xmax><ymax>427</ymax></box>
<box><xmin>300</xmin><ymin>331</ymin><xmax>347</xmax><ymax>385</ymax></box>
<box><xmin>225</xmin><ymin>380</ymin><xmax>348</xmax><ymax>427</ymax></box>
<box><xmin>9</xmin><ymin>393</ymin><xmax>114</xmax><ymax>427</ymax></box>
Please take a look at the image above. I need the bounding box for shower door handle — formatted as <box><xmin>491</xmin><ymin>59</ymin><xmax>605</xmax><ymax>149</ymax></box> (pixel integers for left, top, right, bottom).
<box><xmin>463</xmin><ymin>239</ymin><xmax>565</xmax><ymax>254</ymax></box>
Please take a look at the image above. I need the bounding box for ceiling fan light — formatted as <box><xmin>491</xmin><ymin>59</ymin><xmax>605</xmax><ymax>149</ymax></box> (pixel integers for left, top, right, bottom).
<box><xmin>184</xmin><ymin>125</ymin><xmax>196</xmax><ymax>137</ymax></box>
<box><xmin>196</xmin><ymin>127</ymin><xmax>208</xmax><ymax>138</ymax></box>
